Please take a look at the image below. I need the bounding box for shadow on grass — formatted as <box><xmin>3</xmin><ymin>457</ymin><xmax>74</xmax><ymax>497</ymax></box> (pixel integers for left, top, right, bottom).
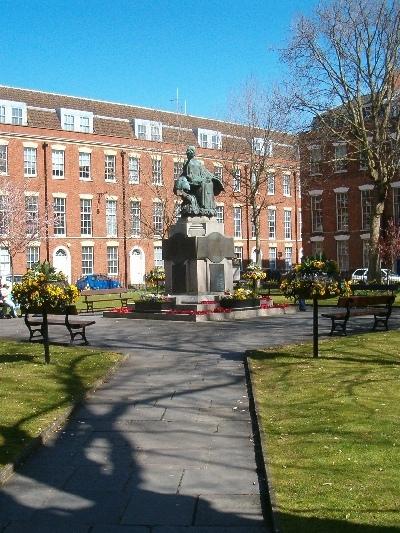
<box><xmin>278</xmin><ymin>512</ymin><xmax>400</xmax><ymax>533</ymax></box>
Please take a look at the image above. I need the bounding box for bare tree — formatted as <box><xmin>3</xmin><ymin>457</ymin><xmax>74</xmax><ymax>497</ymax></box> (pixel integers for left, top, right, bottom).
<box><xmin>223</xmin><ymin>80</ymin><xmax>298</xmax><ymax>266</ymax></box>
<box><xmin>378</xmin><ymin>218</ymin><xmax>400</xmax><ymax>271</ymax></box>
<box><xmin>0</xmin><ymin>177</ymin><xmax>55</xmax><ymax>281</ymax></box>
<box><xmin>283</xmin><ymin>0</ymin><xmax>400</xmax><ymax>279</ymax></box>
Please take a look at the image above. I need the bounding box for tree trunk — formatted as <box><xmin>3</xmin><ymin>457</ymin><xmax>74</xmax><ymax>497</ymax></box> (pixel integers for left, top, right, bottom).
<box><xmin>368</xmin><ymin>197</ymin><xmax>386</xmax><ymax>281</ymax></box>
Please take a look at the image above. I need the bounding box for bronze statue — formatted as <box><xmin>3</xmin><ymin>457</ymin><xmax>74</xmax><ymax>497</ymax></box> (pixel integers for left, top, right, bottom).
<box><xmin>173</xmin><ymin>146</ymin><xmax>224</xmax><ymax>217</ymax></box>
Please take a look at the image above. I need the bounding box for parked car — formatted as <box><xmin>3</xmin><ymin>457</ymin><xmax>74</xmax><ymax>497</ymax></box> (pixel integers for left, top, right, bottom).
<box><xmin>75</xmin><ymin>274</ymin><xmax>122</xmax><ymax>291</ymax></box>
<box><xmin>351</xmin><ymin>268</ymin><xmax>400</xmax><ymax>283</ymax></box>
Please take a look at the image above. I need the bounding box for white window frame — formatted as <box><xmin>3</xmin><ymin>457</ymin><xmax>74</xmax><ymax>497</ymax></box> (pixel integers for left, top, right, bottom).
<box><xmin>197</xmin><ymin>128</ymin><xmax>222</xmax><ymax>149</ymax></box>
<box><xmin>0</xmin><ymin>144</ymin><xmax>7</xmax><ymax>175</ymax></box>
<box><xmin>284</xmin><ymin>247</ymin><xmax>292</xmax><ymax>271</ymax></box>
<box><xmin>106</xmin><ymin>199</ymin><xmax>118</xmax><ymax>237</ymax></box>
<box><xmin>268</xmin><ymin>209</ymin><xmax>276</xmax><ymax>239</ymax></box>
<box><xmin>337</xmin><ymin>240</ymin><xmax>349</xmax><ymax>272</ymax></box>
<box><xmin>80</xmin><ymin>198</ymin><xmax>93</xmax><ymax>236</ymax></box>
<box><xmin>234</xmin><ymin>246</ymin><xmax>243</xmax><ymax>269</ymax></box>
<box><xmin>26</xmin><ymin>246</ymin><xmax>40</xmax><ymax>270</ymax></box>
<box><xmin>154</xmin><ymin>245</ymin><xmax>164</xmax><ymax>268</ymax></box>
<box><xmin>284</xmin><ymin>209</ymin><xmax>292</xmax><ymax>240</ymax></box>
<box><xmin>79</xmin><ymin>152</ymin><xmax>91</xmax><ymax>180</ymax></box>
<box><xmin>105</xmin><ymin>154</ymin><xmax>116</xmax><ymax>182</ymax></box>
<box><xmin>267</xmin><ymin>173</ymin><xmax>275</xmax><ymax>195</ymax></box>
<box><xmin>233</xmin><ymin>206</ymin><xmax>242</xmax><ymax>238</ymax></box>
<box><xmin>153</xmin><ymin>202</ymin><xmax>164</xmax><ymax>236</ymax></box>
<box><xmin>216</xmin><ymin>205</ymin><xmax>224</xmax><ymax>224</ymax></box>
<box><xmin>107</xmin><ymin>246</ymin><xmax>119</xmax><ymax>276</ymax></box>
<box><xmin>81</xmin><ymin>246</ymin><xmax>94</xmax><ymax>275</ymax></box>
<box><xmin>0</xmin><ymin>100</ymin><xmax>27</xmax><ymax>126</ymax></box>
<box><xmin>128</xmin><ymin>156</ymin><xmax>140</xmax><ymax>184</ymax></box>
<box><xmin>311</xmin><ymin>195</ymin><xmax>323</xmax><ymax>233</ymax></box>
<box><xmin>361</xmin><ymin>189</ymin><xmax>372</xmax><ymax>231</ymax></box>
<box><xmin>53</xmin><ymin>196</ymin><xmax>66</xmax><ymax>236</ymax></box>
<box><xmin>130</xmin><ymin>200</ymin><xmax>141</xmax><ymax>237</ymax></box>
<box><xmin>59</xmin><ymin>108</ymin><xmax>93</xmax><ymax>133</ymax></box>
<box><xmin>309</xmin><ymin>145</ymin><xmax>322</xmax><ymax>175</ymax></box>
<box><xmin>52</xmin><ymin>149</ymin><xmax>65</xmax><ymax>179</ymax></box>
<box><xmin>269</xmin><ymin>247</ymin><xmax>277</xmax><ymax>270</ymax></box>
<box><xmin>214</xmin><ymin>165</ymin><xmax>223</xmax><ymax>184</ymax></box>
<box><xmin>393</xmin><ymin>187</ymin><xmax>400</xmax><ymax>225</ymax></box>
<box><xmin>134</xmin><ymin>119</ymin><xmax>163</xmax><ymax>141</ymax></box>
<box><xmin>152</xmin><ymin>158</ymin><xmax>163</xmax><ymax>186</ymax></box>
<box><xmin>283</xmin><ymin>174</ymin><xmax>291</xmax><ymax>196</ymax></box>
<box><xmin>24</xmin><ymin>147</ymin><xmax>37</xmax><ymax>177</ymax></box>
<box><xmin>233</xmin><ymin>168</ymin><xmax>241</xmax><ymax>192</ymax></box>
<box><xmin>25</xmin><ymin>195</ymin><xmax>39</xmax><ymax>236</ymax></box>
<box><xmin>334</xmin><ymin>143</ymin><xmax>347</xmax><ymax>172</ymax></box>
<box><xmin>336</xmin><ymin>192</ymin><xmax>349</xmax><ymax>231</ymax></box>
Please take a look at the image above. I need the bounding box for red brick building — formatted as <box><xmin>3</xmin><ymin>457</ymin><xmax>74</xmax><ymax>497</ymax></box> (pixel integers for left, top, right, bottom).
<box><xmin>0</xmin><ymin>86</ymin><xmax>301</xmax><ymax>285</ymax></box>
<box><xmin>300</xmin><ymin>132</ymin><xmax>400</xmax><ymax>276</ymax></box>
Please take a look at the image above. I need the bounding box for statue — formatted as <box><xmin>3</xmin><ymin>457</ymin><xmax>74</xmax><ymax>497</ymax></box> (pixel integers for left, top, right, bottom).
<box><xmin>173</xmin><ymin>146</ymin><xmax>224</xmax><ymax>217</ymax></box>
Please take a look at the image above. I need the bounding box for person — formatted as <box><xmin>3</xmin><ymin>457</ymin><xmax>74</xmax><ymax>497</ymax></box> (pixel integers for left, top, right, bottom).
<box><xmin>174</xmin><ymin>146</ymin><xmax>224</xmax><ymax>217</ymax></box>
<box><xmin>1</xmin><ymin>283</ymin><xmax>17</xmax><ymax>318</ymax></box>
<box><xmin>298</xmin><ymin>297</ymin><xmax>307</xmax><ymax>311</ymax></box>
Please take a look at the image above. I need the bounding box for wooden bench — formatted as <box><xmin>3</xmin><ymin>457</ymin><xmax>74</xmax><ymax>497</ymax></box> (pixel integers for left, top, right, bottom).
<box><xmin>24</xmin><ymin>306</ymin><xmax>96</xmax><ymax>345</ymax></box>
<box><xmin>81</xmin><ymin>288</ymin><xmax>129</xmax><ymax>313</ymax></box>
<box><xmin>321</xmin><ymin>295</ymin><xmax>395</xmax><ymax>336</ymax></box>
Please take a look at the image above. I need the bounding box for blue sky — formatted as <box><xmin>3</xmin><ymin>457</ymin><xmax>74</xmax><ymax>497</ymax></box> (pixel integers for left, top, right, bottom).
<box><xmin>2</xmin><ymin>0</ymin><xmax>317</xmax><ymax>119</ymax></box>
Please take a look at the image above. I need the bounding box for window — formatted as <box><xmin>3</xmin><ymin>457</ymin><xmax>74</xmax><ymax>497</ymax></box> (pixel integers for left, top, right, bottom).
<box><xmin>268</xmin><ymin>209</ymin><xmax>276</xmax><ymax>239</ymax></box>
<box><xmin>134</xmin><ymin>119</ymin><xmax>162</xmax><ymax>141</ymax></box>
<box><xmin>267</xmin><ymin>174</ymin><xmax>275</xmax><ymax>195</ymax></box>
<box><xmin>284</xmin><ymin>210</ymin><xmax>292</xmax><ymax>240</ymax></box>
<box><xmin>334</xmin><ymin>143</ymin><xmax>347</xmax><ymax>172</ymax></box>
<box><xmin>80</xmin><ymin>199</ymin><xmax>92</xmax><ymax>236</ymax></box>
<box><xmin>361</xmin><ymin>189</ymin><xmax>372</xmax><ymax>230</ymax></box>
<box><xmin>153</xmin><ymin>202</ymin><xmax>164</xmax><ymax>235</ymax></box>
<box><xmin>105</xmin><ymin>154</ymin><xmax>116</xmax><ymax>181</ymax></box>
<box><xmin>0</xmin><ymin>196</ymin><xmax>8</xmax><ymax>235</ymax></box>
<box><xmin>106</xmin><ymin>199</ymin><xmax>117</xmax><ymax>237</ymax></box>
<box><xmin>234</xmin><ymin>246</ymin><xmax>243</xmax><ymax>269</ymax></box>
<box><xmin>25</xmin><ymin>196</ymin><xmax>39</xmax><ymax>235</ymax></box>
<box><xmin>233</xmin><ymin>206</ymin><xmax>242</xmax><ymax>238</ymax></box>
<box><xmin>129</xmin><ymin>157</ymin><xmax>140</xmax><ymax>184</ymax></box>
<box><xmin>214</xmin><ymin>165</ymin><xmax>223</xmax><ymax>184</ymax></box>
<box><xmin>0</xmin><ymin>145</ymin><xmax>7</xmax><ymax>175</ymax></box>
<box><xmin>309</xmin><ymin>146</ymin><xmax>322</xmax><ymax>174</ymax></box>
<box><xmin>52</xmin><ymin>149</ymin><xmax>65</xmax><ymax>178</ymax></box>
<box><xmin>154</xmin><ymin>245</ymin><xmax>164</xmax><ymax>268</ymax></box>
<box><xmin>53</xmin><ymin>197</ymin><xmax>66</xmax><ymax>236</ymax></box>
<box><xmin>362</xmin><ymin>240</ymin><xmax>370</xmax><ymax>267</ymax></box>
<box><xmin>79</xmin><ymin>152</ymin><xmax>91</xmax><ymax>180</ymax></box>
<box><xmin>11</xmin><ymin>107</ymin><xmax>22</xmax><ymax>125</ymax></box>
<box><xmin>283</xmin><ymin>174</ymin><xmax>291</xmax><ymax>196</ymax></box>
<box><xmin>82</xmin><ymin>246</ymin><xmax>94</xmax><ymax>275</ymax></box>
<box><xmin>284</xmin><ymin>247</ymin><xmax>292</xmax><ymax>271</ymax></box>
<box><xmin>24</xmin><ymin>147</ymin><xmax>37</xmax><ymax>177</ymax></box>
<box><xmin>59</xmin><ymin>108</ymin><xmax>93</xmax><ymax>133</ymax></box>
<box><xmin>130</xmin><ymin>200</ymin><xmax>141</xmax><ymax>236</ymax></box>
<box><xmin>311</xmin><ymin>195</ymin><xmax>323</xmax><ymax>232</ymax></box>
<box><xmin>336</xmin><ymin>192</ymin><xmax>349</xmax><ymax>231</ymax></box>
<box><xmin>80</xmin><ymin>116</ymin><xmax>90</xmax><ymax>133</ymax></box>
<box><xmin>173</xmin><ymin>161</ymin><xmax>183</xmax><ymax>180</ymax></box>
<box><xmin>26</xmin><ymin>246</ymin><xmax>40</xmax><ymax>270</ymax></box>
<box><xmin>253</xmin><ymin>137</ymin><xmax>272</xmax><ymax>156</ymax></box>
<box><xmin>197</xmin><ymin>128</ymin><xmax>221</xmax><ymax>149</ymax></box>
<box><xmin>359</xmin><ymin>148</ymin><xmax>368</xmax><ymax>170</ymax></box>
<box><xmin>312</xmin><ymin>241</ymin><xmax>324</xmax><ymax>258</ymax></box>
<box><xmin>298</xmin><ymin>208</ymin><xmax>302</xmax><ymax>238</ymax></box>
<box><xmin>269</xmin><ymin>247</ymin><xmax>277</xmax><ymax>270</ymax></box>
<box><xmin>394</xmin><ymin>188</ymin><xmax>400</xmax><ymax>225</ymax></box>
<box><xmin>152</xmin><ymin>158</ymin><xmax>163</xmax><ymax>185</ymax></box>
<box><xmin>0</xmin><ymin>100</ymin><xmax>27</xmax><ymax>125</ymax></box>
<box><xmin>107</xmin><ymin>246</ymin><xmax>119</xmax><ymax>276</ymax></box>
<box><xmin>337</xmin><ymin>240</ymin><xmax>349</xmax><ymax>272</ymax></box>
<box><xmin>216</xmin><ymin>205</ymin><xmax>224</xmax><ymax>224</ymax></box>
<box><xmin>233</xmin><ymin>168</ymin><xmax>241</xmax><ymax>192</ymax></box>
<box><xmin>63</xmin><ymin>114</ymin><xmax>74</xmax><ymax>131</ymax></box>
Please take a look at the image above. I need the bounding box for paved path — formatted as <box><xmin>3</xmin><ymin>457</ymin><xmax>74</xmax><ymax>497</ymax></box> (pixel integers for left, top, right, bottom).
<box><xmin>0</xmin><ymin>311</ymin><xmax>329</xmax><ymax>532</ymax></box>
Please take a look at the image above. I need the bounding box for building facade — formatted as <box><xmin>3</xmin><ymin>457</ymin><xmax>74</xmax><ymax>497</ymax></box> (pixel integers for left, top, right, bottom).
<box><xmin>300</xmin><ymin>133</ymin><xmax>400</xmax><ymax>276</ymax></box>
<box><xmin>0</xmin><ymin>86</ymin><xmax>301</xmax><ymax>285</ymax></box>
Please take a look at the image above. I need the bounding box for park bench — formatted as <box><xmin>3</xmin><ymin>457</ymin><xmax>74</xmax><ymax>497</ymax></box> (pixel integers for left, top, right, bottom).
<box><xmin>81</xmin><ymin>288</ymin><xmax>129</xmax><ymax>313</ymax></box>
<box><xmin>24</xmin><ymin>305</ymin><xmax>96</xmax><ymax>345</ymax></box>
<box><xmin>321</xmin><ymin>295</ymin><xmax>395</xmax><ymax>336</ymax></box>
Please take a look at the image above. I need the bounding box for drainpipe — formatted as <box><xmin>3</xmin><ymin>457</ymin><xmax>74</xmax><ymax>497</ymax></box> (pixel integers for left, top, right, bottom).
<box><xmin>120</xmin><ymin>150</ymin><xmax>128</xmax><ymax>287</ymax></box>
<box><xmin>42</xmin><ymin>142</ymin><xmax>50</xmax><ymax>261</ymax></box>
<box><xmin>293</xmin><ymin>170</ymin><xmax>299</xmax><ymax>264</ymax></box>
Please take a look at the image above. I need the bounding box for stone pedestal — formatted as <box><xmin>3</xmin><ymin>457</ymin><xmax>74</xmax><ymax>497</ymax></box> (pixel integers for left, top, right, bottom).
<box><xmin>162</xmin><ymin>217</ymin><xmax>234</xmax><ymax>295</ymax></box>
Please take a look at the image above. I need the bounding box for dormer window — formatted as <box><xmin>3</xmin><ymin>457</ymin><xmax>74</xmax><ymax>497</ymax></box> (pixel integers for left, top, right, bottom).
<box><xmin>59</xmin><ymin>108</ymin><xmax>93</xmax><ymax>133</ymax></box>
<box><xmin>0</xmin><ymin>100</ymin><xmax>27</xmax><ymax>126</ymax></box>
<box><xmin>253</xmin><ymin>137</ymin><xmax>272</xmax><ymax>156</ymax></box>
<box><xmin>197</xmin><ymin>128</ymin><xmax>222</xmax><ymax>149</ymax></box>
<box><xmin>134</xmin><ymin>119</ymin><xmax>163</xmax><ymax>141</ymax></box>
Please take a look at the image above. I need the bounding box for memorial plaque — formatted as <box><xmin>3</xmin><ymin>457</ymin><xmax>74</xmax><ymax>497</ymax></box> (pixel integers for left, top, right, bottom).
<box><xmin>172</xmin><ymin>263</ymin><xmax>186</xmax><ymax>293</ymax></box>
<box><xmin>209</xmin><ymin>263</ymin><xmax>225</xmax><ymax>292</ymax></box>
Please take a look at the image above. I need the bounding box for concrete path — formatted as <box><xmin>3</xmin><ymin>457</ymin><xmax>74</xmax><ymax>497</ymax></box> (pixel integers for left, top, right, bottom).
<box><xmin>0</xmin><ymin>311</ymin><xmax>328</xmax><ymax>532</ymax></box>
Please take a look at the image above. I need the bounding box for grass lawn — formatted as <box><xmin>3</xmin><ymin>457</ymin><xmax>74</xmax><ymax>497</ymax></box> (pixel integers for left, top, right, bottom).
<box><xmin>0</xmin><ymin>340</ymin><xmax>124</xmax><ymax>467</ymax></box>
<box><xmin>247</xmin><ymin>332</ymin><xmax>400</xmax><ymax>532</ymax></box>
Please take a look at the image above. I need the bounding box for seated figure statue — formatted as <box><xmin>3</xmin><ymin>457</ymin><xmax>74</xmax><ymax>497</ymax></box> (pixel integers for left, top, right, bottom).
<box><xmin>173</xmin><ymin>146</ymin><xmax>224</xmax><ymax>217</ymax></box>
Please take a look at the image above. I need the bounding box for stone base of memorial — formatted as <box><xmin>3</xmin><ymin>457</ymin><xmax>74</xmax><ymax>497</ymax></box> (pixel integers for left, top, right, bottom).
<box><xmin>133</xmin><ymin>301</ymin><xmax>173</xmax><ymax>313</ymax></box>
<box><xmin>219</xmin><ymin>298</ymin><xmax>260</xmax><ymax>309</ymax></box>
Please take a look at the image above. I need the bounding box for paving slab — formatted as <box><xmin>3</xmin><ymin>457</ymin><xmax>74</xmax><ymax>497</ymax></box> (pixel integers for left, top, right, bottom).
<box><xmin>0</xmin><ymin>311</ymin><xmax>319</xmax><ymax>531</ymax></box>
